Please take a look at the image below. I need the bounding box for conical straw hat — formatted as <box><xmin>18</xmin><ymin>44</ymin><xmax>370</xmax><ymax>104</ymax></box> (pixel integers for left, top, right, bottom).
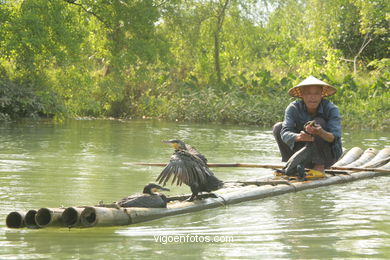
<box><xmin>288</xmin><ymin>76</ymin><xmax>336</xmax><ymax>98</ymax></box>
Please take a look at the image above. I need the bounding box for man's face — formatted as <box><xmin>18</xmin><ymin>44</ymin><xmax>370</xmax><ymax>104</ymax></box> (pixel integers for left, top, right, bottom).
<box><xmin>301</xmin><ymin>85</ymin><xmax>323</xmax><ymax>111</ymax></box>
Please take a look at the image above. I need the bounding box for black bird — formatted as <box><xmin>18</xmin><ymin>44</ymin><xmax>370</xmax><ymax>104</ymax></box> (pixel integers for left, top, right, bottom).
<box><xmin>274</xmin><ymin>120</ymin><xmax>317</xmax><ymax>178</ymax></box>
<box><xmin>156</xmin><ymin>139</ymin><xmax>224</xmax><ymax>201</ymax></box>
<box><xmin>116</xmin><ymin>183</ymin><xmax>170</xmax><ymax>208</ymax></box>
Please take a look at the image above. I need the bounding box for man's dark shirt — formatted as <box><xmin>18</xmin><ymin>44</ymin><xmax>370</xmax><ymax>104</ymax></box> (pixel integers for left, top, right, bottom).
<box><xmin>280</xmin><ymin>99</ymin><xmax>342</xmax><ymax>159</ymax></box>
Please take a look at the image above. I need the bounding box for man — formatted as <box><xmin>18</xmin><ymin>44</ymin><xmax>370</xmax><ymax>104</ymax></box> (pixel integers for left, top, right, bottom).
<box><xmin>273</xmin><ymin>76</ymin><xmax>342</xmax><ymax>173</ymax></box>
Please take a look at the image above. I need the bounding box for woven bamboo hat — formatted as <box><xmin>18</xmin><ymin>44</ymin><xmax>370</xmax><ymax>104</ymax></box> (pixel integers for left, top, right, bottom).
<box><xmin>288</xmin><ymin>76</ymin><xmax>336</xmax><ymax>98</ymax></box>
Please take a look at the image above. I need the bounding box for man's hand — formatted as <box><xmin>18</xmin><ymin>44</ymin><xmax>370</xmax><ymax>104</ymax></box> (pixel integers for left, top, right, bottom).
<box><xmin>295</xmin><ymin>131</ymin><xmax>314</xmax><ymax>142</ymax></box>
<box><xmin>305</xmin><ymin>123</ymin><xmax>322</xmax><ymax>136</ymax></box>
<box><xmin>304</xmin><ymin>122</ymin><xmax>335</xmax><ymax>143</ymax></box>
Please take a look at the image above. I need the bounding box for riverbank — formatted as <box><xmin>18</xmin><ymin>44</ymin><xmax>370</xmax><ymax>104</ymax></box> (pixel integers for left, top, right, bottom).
<box><xmin>134</xmin><ymin>88</ymin><xmax>390</xmax><ymax>130</ymax></box>
<box><xmin>1</xmin><ymin>75</ymin><xmax>389</xmax><ymax>130</ymax></box>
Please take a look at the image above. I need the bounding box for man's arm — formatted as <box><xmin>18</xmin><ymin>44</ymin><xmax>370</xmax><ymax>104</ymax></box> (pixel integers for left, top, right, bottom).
<box><xmin>280</xmin><ymin>104</ymin><xmax>301</xmax><ymax>149</ymax></box>
<box><xmin>305</xmin><ymin>103</ymin><xmax>340</xmax><ymax>143</ymax></box>
<box><xmin>305</xmin><ymin>124</ymin><xmax>335</xmax><ymax>143</ymax></box>
<box><xmin>295</xmin><ymin>131</ymin><xmax>314</xmax><ymax>142</ymax></box>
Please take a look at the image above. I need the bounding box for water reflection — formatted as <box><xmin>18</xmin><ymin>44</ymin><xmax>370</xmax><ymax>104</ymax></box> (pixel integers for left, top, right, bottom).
<box><xmin>0</xmin><ymin>119</ymin><xmax>389</xmax><ymax>259</ymax></box>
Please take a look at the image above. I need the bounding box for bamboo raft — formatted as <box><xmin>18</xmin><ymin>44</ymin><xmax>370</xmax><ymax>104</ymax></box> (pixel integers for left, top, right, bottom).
<box><xmin>6</xmin><ymin>147</ymin><xmax>390</xmax><ymax>229</ymax></box>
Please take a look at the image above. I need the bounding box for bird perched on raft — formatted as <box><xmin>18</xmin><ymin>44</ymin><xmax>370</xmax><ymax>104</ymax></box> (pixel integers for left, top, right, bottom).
<box><xmin>116</xmin><ymin>183</ymin><xmax>170</xmax><ymax>208</ymax></box>
<box><xmin>274</xmin><ymin>120</ymin><xmax>317</xmax><ymax>179</ymax></box>
<box><xmin>156</xmin><ymin>139</ymin><xmax>224</xmax><ymax>201</ymax></box>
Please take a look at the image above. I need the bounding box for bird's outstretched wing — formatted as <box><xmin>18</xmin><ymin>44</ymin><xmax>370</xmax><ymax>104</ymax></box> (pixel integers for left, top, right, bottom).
<box><xmin>156</xmin><ymin>150</ymin><xmax>214</xmax><ymax>187</ymax></box>
<box><xmin>185</xmin><ymin>144</ymin><xmax>208</xmax><ymax>164</ymax></box>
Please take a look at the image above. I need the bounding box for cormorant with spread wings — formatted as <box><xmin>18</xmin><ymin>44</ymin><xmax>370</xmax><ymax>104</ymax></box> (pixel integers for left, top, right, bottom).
<box><xmin>156</xmin><ymin>140</ymin><xmax>224</xmax><ymax>201</ymax></box>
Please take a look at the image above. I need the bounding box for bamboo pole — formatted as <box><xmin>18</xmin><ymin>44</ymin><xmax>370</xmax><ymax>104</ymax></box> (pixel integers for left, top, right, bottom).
<box><xmin>332</xmin><ymin>147</ymin><xmax>363</xmax><ymax>167</ymax></box>
<box><xmin>361</xmin><ymin>148</ymin><xmax>390</xmax><ymax>168</ymax></box>
<box><xmin>35</xmin><ymin>208</ymin><xmax>65</xmax><ymax>228</ymax></box>
<box><xmin>382</xmin><ymin>161</ymin><xmax>390</xmax><ymax>170</ymax></box>
<box><xmin>344</xmin><ymin>148</ymin><xmax>377</xmax><ymax>168</ymax></box>
<box><xmin>208</xmin><ymin>163</ymin><xmax>285</xmax><ymax>168</ymax></box>
<box><xmin>6</xmin><ymin>211</ymin><xmax>26</xmax><ymax>228</ymax></box>
<box><xmin>79</xmin><ymin>206</ymin><xmax>132</xmax><ymax>227</ymax></box>
<box><xmin>62</xmin><ymin>207</ymin><xmax>85</xmax><ymax>228</ymax></box>
<box><xmin>128</xmin><ymin>148</ymin><xmax>390</xmax><ymax>171</ymax></box>
<box><xmin>25</xmin><ymin>209</ymin><xmax>39</xmax><ymax>229</ymax></box>
<box><xmin>129</xmin><ymin>162</ymin><xmax>390</xmax><ymax>174</ymax></box>
<box><xmin>129</xmin><ymin>162</ymin><xmax>285</xmax><ymax>168</ymax></box>
<box><xmin>330</xmin><ymin>166</ymin><xmax>390</xmax><ymax>174</ymax></box>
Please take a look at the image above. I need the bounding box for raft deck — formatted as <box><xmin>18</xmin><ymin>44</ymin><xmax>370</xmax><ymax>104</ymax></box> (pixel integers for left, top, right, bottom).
<box><xmin>6</xmin><ymin>147</ymin><xmax>390</xmax><ymax>229</ymax></box>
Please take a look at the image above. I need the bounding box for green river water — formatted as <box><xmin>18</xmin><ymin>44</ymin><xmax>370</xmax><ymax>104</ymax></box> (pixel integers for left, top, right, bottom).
<box><xmin>1</xmin><ymin>119</ymin><xmax>390</xmax><ymax>259</ymax></box>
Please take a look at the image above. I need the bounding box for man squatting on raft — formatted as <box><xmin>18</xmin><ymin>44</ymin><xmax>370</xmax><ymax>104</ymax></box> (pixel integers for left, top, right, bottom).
<box><xmin>273</xmin><ymin>76</ymin><xmax>343</xmax><ymax>173</ymax></box>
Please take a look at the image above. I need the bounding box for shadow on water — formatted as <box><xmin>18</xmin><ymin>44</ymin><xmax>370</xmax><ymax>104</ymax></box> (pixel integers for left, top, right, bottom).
<box><xmin>0</xmin><ymin>119</ymin><xmax>389</xmax><ymax>259</ymax></box>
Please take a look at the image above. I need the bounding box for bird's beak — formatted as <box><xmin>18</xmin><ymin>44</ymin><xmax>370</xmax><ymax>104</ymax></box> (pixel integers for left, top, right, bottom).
<box><xmin>163</xmin><ymin>140</ymin><xmax>177</xmax><ymax>149</ymax></box>
<box><xmin>159</xmin><ymin>187</ymin><xmax>170</xmax><ymax>192</ymax></box>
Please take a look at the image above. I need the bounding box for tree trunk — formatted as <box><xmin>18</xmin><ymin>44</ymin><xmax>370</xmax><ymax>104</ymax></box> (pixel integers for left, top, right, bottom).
<box><xmin>213</xmin><ymin>0</ymin><xmax>230</xmax><ymax>83</ymax></box>
<box><xmin>214</xmin><ymin>32</ymin><xmax>221</xmax><ymax>83</ymax></box>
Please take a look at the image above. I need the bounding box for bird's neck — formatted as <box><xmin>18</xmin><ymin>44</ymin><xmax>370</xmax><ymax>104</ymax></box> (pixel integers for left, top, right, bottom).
<box><xmin>143</xmin><ymin>189</ymin><xmax>154</xmax><ymax>195</ymax></box>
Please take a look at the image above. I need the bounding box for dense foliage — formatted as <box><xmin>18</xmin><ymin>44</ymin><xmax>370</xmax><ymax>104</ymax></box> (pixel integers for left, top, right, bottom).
<box><xmin>0</xmin><ymin>0</ymin><xmax>389</xmax><ymax>128</ymax></box>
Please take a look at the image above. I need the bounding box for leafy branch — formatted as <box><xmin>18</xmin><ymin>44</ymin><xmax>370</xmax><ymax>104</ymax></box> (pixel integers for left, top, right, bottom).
<box><xmin>63</xmin><ymin>0</ymin><xmax>111</xmax><ymax>29</ymax></box>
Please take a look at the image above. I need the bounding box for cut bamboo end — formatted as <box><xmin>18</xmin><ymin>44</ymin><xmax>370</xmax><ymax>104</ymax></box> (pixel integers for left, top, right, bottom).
<box><xmin>79</xmin><ymin>206</ymin><xmax>132</xmax><ymax>227</ymax></box>
<box><xmin>6</xmin><ymin>211</ymin><xmax>26</xmax><ymax>228</ymax></box>
<box><xmin>332</xmin><ymin>147</ymin><xmax>364</xmax><ymax>167</ymax></box>
<box><xmin>25</xmin><ymin>209</ymin><xmax>39</xmax><ymax>229</ymax></box>
<box><xmin>361</xmin><ymin>148</ymin><xmax>390</xmax><ymax>168</ymax></box>
<box><xmin>62</xmin><ymin>207</ymin><xmax>84</xmax><ymax>227</ymax></box>
<box><xmin>345</xmin><ymin>148</ymin><xmax>378</xmax><ymax>168</ymax></box>
<box><xmin>79</xmin><ymin>207</ymin><xmax>97</xmax><ymax>227</ymax></box>
<box><xmin>35</xmin><ymin>208</ymin><xmax>65</xmax><ymax>228</ymax></box>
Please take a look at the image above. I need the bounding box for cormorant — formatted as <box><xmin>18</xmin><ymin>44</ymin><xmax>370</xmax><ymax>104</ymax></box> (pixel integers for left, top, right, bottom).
<box><xmin>275</xmin><ymin>121</ymin><xmax>317</xmax><ymax>178</ymax></box>
<box><xmin>156</xmin><ymin>139</ymin><xmax>224</xmax><ymax>201</ymax></box>
<box><xmin>116</xmin><ymin>183</ymin><xmax>170</xmax><ymax>208</ymax></box>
